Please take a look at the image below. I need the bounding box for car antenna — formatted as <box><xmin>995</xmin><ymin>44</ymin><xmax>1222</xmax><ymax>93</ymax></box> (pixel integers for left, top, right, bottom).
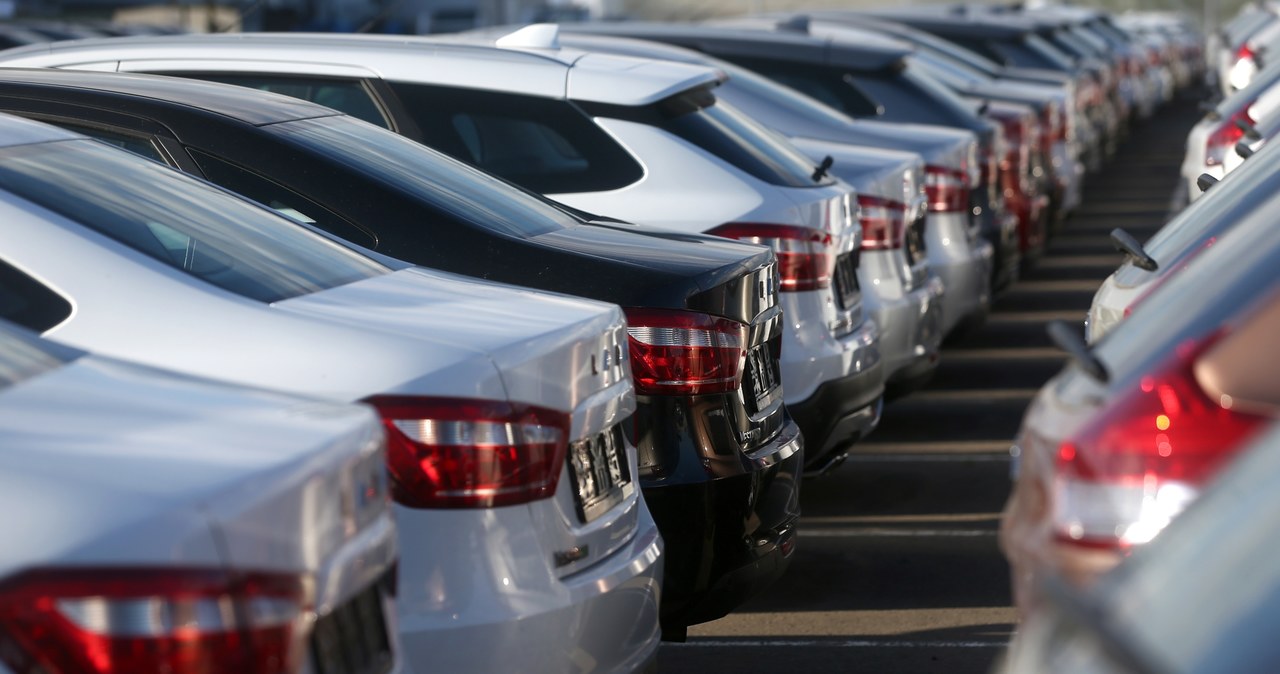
<box><xmin>1047</xmin><ymin>320</ymin><xmax>1109</xmax><ymax>383</ymax></box>
<box><xmin>1109</xmin><ymin>228</ymin><xmax>1158</xmax><ymax>271</ymax></box>
<box><xmin>812</xmin><ymin>155</ymin><xmax>834</xmax><ymax>181</ymax></box>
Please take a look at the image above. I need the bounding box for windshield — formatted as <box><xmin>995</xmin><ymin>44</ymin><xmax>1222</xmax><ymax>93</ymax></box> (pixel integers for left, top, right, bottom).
<box><xmin>269</xmin><ymin>116</ymin><xmax>581</xmax><ymax>237</ymax></box>
<box><xmin>0</xmin><ymin>140</ymin><xmax>387</xmax><ymax>303</ymax></box>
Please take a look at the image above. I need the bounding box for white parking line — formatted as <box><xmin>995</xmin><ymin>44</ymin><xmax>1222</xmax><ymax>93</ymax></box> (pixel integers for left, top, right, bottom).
<box><xmin>845</xmin><ymin>453</ymin><xmax>1012</xmax><ymax>463</ymax></box>
<box><xmin>800</xmin><ymin>528</ymin><xmax>998</xmax><ymax>538</ymax></box>
<box><xmin>668</xmin><ymin>639</ymin><xmax>1007</xmax><ymax>649</ymax></box>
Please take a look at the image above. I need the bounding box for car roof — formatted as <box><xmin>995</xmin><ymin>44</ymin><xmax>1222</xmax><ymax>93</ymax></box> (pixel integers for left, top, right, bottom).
<box><xmin>0</xmin><ymin>66</ymin><xmax>334</xmax><ymax>125</ymax></box>
<box><xmin>0</xmin><ymin>29</ymin><xmax>723</xmax><ymax>106</ymax></box>
<box><xmin>559</xmin><ymin>21</ymin><xmax>911</xmax><ymax>71</ymax></box>
<box><xmin>862</xmin><ymin>7</ymin><xmax>1040</xmax><ymax>39</ymax></box>
<box><xmin>0</xmin><ymin>109</ymin><xmax>82</xmax><ymax>147</ymax></box>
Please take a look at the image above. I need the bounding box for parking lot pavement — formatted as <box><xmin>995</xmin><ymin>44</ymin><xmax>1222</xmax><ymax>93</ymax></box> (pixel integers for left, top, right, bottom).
<box><xmin>658</xmin><ymin>97</ymin><xmax>1206</xmax><ymax>673</ymax></box>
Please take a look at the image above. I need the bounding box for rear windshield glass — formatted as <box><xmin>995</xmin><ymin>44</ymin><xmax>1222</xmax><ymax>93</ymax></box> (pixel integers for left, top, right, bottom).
<box><xmin>385</xmin><ymin>82</ymin><xmax>644</xmax><ymax>195</ymax></box>
<box><xmin>852</xmin><ymin>67</ymin><xmax>980</xmax><ymax>126</ymax></box>
<box><xmin>0</xmin><ymin>139</ymin><xmax>387</xmax><ymax>303</ymax></box>
<box><xmin>644</xmin><ymin>87</ymin><xmax>831</xmax><ymax>188</ymax></box>
<box><xmin>269</xmin><ymin>115</ymin><xmax>583</xmax><ymax>237</ymax></box>
<box><xmin>727</xmin><ymin>56</ymin><xmax>884</xmax><ymax>119</ymax></box>
<box><xmin>718</xmin><ymin>61</ymin><xmax>864</xmax><ymax>130</ymax></box>
<box><xmin>0</xmin><ymin>323</ymin><xmax>76</xmax><ymax>391</ymax></box>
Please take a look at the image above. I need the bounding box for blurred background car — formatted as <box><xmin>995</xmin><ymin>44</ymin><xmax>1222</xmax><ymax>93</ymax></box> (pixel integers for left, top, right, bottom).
<box><xmin>1001</xmin><ymin>178</ymin><xmax>1280</xmax><ymax>619</ymax></box>
<box><xmin>0</xmin><ymin>319</ymin><xmax>401</xmax><ymax>674</ymax></box>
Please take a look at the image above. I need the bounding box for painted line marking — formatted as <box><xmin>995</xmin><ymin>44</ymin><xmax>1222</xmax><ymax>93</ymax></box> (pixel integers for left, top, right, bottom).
<box><xmin>799</xmin><ymin>528</ymin><xmax>998</xmax><ymax>538</ymax></box>
<box><xmin>668</xmin><ymin>639</ymin><xmax>1007</xmax><ymax>649</ymax></box>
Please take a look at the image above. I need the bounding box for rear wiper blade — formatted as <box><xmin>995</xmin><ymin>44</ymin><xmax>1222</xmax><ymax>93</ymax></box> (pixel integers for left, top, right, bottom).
<box><xmin>1047</xmin><ymin>320</ymin><xmax>1109</xmax><ymax>383</ymax></box>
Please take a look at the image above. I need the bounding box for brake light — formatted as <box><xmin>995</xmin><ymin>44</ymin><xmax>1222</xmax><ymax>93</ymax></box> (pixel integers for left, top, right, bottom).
<box><xmin>366</xmin><ymin>396</ymin><xmax>569</xmax><ymax>509</ymax></box>
<box><xmin>1205</xmin><ymin>104</ymin><xmax>1255</xmax><ymax>166</ymax></box>
<box><xmin>1052</xmin><ymin>332</ymin><xmax>1268</xmax><ymax>550</ymax></box>
<box><xmin>0</xmin><ymin>568</ymin><xmax>310</xmax><ymax>674</ymax></box>
<box><xmin>623</xmin><ymin>308</ymin><xmax>746</xmax><ymax>396</ymax></box>
<box><xmin>707</xmin><ymin>223</ymin><xmax>834</xmax><ymax>291</ymax></box>
<box><xmin>857</xmin><ymin>194</ymin><xmax>906</xmax><ymax>250</ymax></box>
<box><xmin>925</xmin><ymin>165</ymin><xmax>969</xmax><ymax>213</ymax></box>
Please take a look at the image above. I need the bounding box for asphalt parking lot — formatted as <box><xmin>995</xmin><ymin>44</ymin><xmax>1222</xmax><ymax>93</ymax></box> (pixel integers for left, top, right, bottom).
<box><xmin>657</xmin><ymin>96</ymin><xmax>1205</xmax><ymax>674</ymax></box>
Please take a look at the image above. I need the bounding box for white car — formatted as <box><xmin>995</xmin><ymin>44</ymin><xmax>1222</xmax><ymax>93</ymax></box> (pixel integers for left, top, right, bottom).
<box><xmin>1180</xmin><ymin>60</ymin><xmax>1280</xmax><ymax>202</ymax></box>
<box><xmin>0</xmin><ymin>320</ymin><xmax>401</xmax><ymax>674</ymax></box>
<box><xmin>0</xmin><ymin>114</ymin><xmax>663</xmax><ymax>673</ymax></box>
<box><xmin>0</xmin><ymin>28</ymin><xmax>879</xmax><ymax>471</ymax></box>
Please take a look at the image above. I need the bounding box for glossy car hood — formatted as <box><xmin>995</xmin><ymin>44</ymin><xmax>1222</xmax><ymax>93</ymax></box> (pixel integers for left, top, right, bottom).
<box><xmin>275</xmin><ymin>266</ymin><xmax>635</xmax><ymax>437</ymax></box>
<box><xmin>0</xmin><ymin>353</ymin><xmax>389</xmax><ymax>577</ymax></box>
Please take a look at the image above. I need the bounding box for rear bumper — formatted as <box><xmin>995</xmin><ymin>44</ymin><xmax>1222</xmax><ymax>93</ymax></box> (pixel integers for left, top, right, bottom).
<box><xmin>927</xmin><ymin>212</ymin><xmax>993</xmax><ymax>336</ymax></box>
<box><xmin>789</xmin><ymin>346</ymin><xmax>885</xmax><ymax>470</ymax></box>
<box><xmin>643</xmin><ymin>418</ymin><xmax>804</xmax><ymax>629</ymax></box>
<box><xmin>396</xmin><ymin>505</ymin><xmax>664</xmax><ymax>673</ymax></box>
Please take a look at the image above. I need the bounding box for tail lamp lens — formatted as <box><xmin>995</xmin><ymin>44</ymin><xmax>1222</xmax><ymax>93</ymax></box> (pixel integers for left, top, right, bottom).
<box><xmin>1205</xmin><ymin>104</ymin><xmax>1255</xmax><ymax>166</ymax></box>
<box><xmin>365</xmin><ymin>395</ymin><xmax>570</xmax><ymax>509</ymax></box>
<box><xmin>708</xmin><ymin>223</ymin><xmax>834</xmax><ymax>291</ymax></box>
<box><xmin>0</xmin><ymin>568</ymin><xmax>309</xmax><ymax>674</ymax></box>
<box><xmin>857</xmin><ymin>194</ymin><xmax>906</xmax><ymax>250</ymax></box>
<box><xmin>925</xmin><ymin>165</ymin><xmax>970</xmax><ymax>213</ymax></box>
<box><xmin>1052</xmin><ymin>334</ymin><xmax>1268</xmax><ymax>550</ymax></box>
<box><xmin>623</xmin><ymin>308</ymin><xmax>746</xmax><ymax>396</ymax></box>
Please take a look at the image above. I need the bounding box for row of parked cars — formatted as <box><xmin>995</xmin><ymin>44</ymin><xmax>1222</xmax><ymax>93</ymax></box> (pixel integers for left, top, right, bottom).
<box><xmin>0</xmin><ymin>5</ymin><xmax>1201</xmax><ymax>673</ymax></box>
<box><xmin>997</xmin><ymin>4</ymin><xmax>1280</xmax><ymax>672</ymax></box>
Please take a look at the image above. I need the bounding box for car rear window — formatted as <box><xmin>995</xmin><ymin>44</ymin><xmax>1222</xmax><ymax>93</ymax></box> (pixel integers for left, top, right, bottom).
<box><xmin>0</xmin><ymin>139</ymin><xmax>387</xmax><ymax>303</ymax></box>
<box><xmin>719</xmin><ymin>56</ymin><xmax>885</xmax><ymax>119</ymax></box>
<box><xmin>850</xmin><ymin>67</ymin><xmax>981</xmax><ymax>127</ymax></box>
<box><xmin>268</xmin><ymin>115</ymin><xmax>584</xmax><ymax>237</ymax></box>
<box><xmin>385</xmin><ymin>81</ymin><xmax>644</xmax><ymax>194</ymax></box>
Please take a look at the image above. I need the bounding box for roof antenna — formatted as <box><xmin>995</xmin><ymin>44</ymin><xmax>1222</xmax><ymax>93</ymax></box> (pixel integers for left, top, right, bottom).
<box><xmin>495</xmin><ymin>23</ymin><xmax>561</xmax><ymax>50</ymax></box>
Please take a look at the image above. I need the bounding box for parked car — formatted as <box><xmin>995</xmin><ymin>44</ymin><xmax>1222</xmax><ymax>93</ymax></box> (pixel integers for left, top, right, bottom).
<box><xmin>540</xmin><ymin>32</ymin><xmax>948</xmax><ymax>395</ymax></box>
<box><xmin>0</xmin><ymin>109</ymin><xmax>668</xmax><ymax>671</ymax></box>
<box><xmin>0</xmin><ymin>70</ymin><xmax>799</xmax><ymax>639</ymax></box>
<box><xmin>0</xmin><ymin>30</ymin><xmax>867</xmax><ymax>478</ymax></box>
<box><xmin>998</xmin><ymin>422</ymin><xmax>1280</xmax><ymax>674</ymax></box>
<box><xmin>1001</xmin><ymin>180</ymin><xmax>1280</xmax><ymax>619</ymax></box>
<box><xmin>1180</xmin><ymin>58</ymin><xmax>1280</xmax><ymax>201</ymax></box>
<box><xmin>552</xmin><ymin>21</ymin><xmax>996</xmax><ymax>336</ymax></box>
<box><xmin>0</xmin><ymin>319</ymin><xmax>402</xmax><ymax>674</ymax></box>
<box><xmin>1090</xmin><ymin>132</ymin><xmax>1280</xmax><ymax>343</ymax></box>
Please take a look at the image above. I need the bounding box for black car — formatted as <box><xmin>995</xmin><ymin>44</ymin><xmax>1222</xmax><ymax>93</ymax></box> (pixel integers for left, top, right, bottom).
<box><xmin>0</xmin><ymin>68</ymin><xmax>803</xmax><ymax>637</ymax></box>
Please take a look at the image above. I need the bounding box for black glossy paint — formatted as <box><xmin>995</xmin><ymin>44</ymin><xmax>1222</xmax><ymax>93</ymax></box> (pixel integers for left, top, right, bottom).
<box><xmin>0</xmin><ymin>69</ymin><xmax>802</xmax><ymax>630</ymax></box>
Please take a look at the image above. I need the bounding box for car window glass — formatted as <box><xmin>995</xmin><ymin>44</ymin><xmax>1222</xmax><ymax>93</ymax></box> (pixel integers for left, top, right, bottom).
<box><xmin>642</xmin><ymin>87</ymin><xmax>830</xmax><ymax>188</ymax></box>
<box><xmin>1023</xmin><ymin>34</ymin><xmax>1078</xmax><ymax>70</ymax></box>
<box><xmin>729</xmin><ymin>56</ymin><xmax>883</xmax><ymax>117</ymax></box>
<box><xmin>384</xmin><ymin>81</ymin><xmax>644</xmax><ymax>194</ymax></box>
<box><xmin>716</xmin><ymin>61</ymin><xmax>859</xmax><ymax>130</ymax></box>
<box><xmin>853</xmin><ymin>68</ymin><xmax>979</xmax><ymax>126</ymax></box>
<box><xmin>0</xmin><ymin>258</ymin><xmax>72</xmax><ymax>332</ymax></box>
<box><xmin>176</xmin><ymin>73</ymin><xmax>391</xmax><ymax>128</ymax></box>
<box><xmin>53</xmin><ymin>122</ymin><xmax>166</xmax><ymax>162</ymax></box>
<box><xmin>0</xmin><ymin>139</ymin><xmax>386</xmax><ymax>303</ymax></box>
<box><xmin>187</xmin><ymin>149</ymin><xmax>378</xmax><ymax>249</ymax></box>
<box><xmin>0</xmin><ymin>321</ymin><xmax>75</xmax><ymax>390</ymax></box>
<box><xmin>268</xmin><ymin>115</ymin><xmax>582</xmax><ymax>238</ymax></box>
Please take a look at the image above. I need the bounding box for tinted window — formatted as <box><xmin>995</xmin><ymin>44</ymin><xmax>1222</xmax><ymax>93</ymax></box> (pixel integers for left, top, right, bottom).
<box><xmin>385</xmin><ymin>82</ymin><xmax>644</xmax><ymax>194</ymax></box>
<box><xmin>645</xmin><ymin>87</ymin><xmax>830</xmax><ymax>188</ymax></box>
<box><xmin>268</xmin><ymin>115</ymin><xmax>581</xmax><ymax>237</ymax></box>
<box><xmin>0</xmin><ymin>140</ymin><xmax>386</xmax><ymax>303</ymax></box>
<box><xmin>717</xmin><ymin>61</ymin><xmax>863</xmax><ymax>130</ymax></box>
<box><xmin>0</xmin><ymin>258</ymin><xmax>72</xmax><ymax>332</ymax></box>
<box><xmin>178</xmin><ymin>73</ymin><xmax>391</xmax><ymax>128</ymax></box>
<box><xmin>0</xmin><ymin>321</ymin><xmax>75</xmax><ymax>391</ymax></box>
<box><xmin>1022</xmin><ymin>35</ymin><xmax>1078</xmax><ymax>70</ymax></box>
<box><xmin>730</xmin><ymin>56</ymin><xmax>883</xmax><ymax>117</ymax></box>
<box><xmin>55</xmin><ymin>122</ymin><xmax>167</xmax><ymax>163</ymax></box>
<box><xmin>852</xmin><ymin>68</ymin><xmax>980</xmax><ymax>127</ymax></box>
<box><xmin>187</xmin><ymin>149</ymin><xmax>379</xmax><ymax>249</ymax></box>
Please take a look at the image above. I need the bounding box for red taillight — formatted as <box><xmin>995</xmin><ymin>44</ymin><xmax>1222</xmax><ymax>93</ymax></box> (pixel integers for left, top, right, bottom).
<box><xmin>1205</xmin><ymin>104</ymin><xmax>1255</xmax><ymax>166</ymax></box>
<box><xmin>366</xmin><ymin>395</ymin><xmax>569</xmax><ymax>509</ymax></box>
<box><xmin>623</xmin><ymin>308</ymin><xmax>746</xmax><ymax>396</ymax></box>
<box><xmin>707</xmin><ymin>223</ymin><xmax>834</xmax><ymax>291</ymax></box>
<box><xmin>1052</xmin><ymin>333</ymin><xmax>1268</xmax><ymax>550</ymax></box>
<box><xmin>1235</xmin><ymin>43</ymin><xmax>1256</xmax><ymax>66</ymax></box>
<box><xmin>0</xmin><ymin>568</ymin><xmax>309</xmax><ymax>674</ymax></box>
<box><xmin>925</xmin><ymin>165</ymin><xmax>969</xmax><ymax>213</ymax></box>
<box><xmin>857</xmin><ymin>194</ymin><xmax>906</xmax><ymax>250</ymax></box>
